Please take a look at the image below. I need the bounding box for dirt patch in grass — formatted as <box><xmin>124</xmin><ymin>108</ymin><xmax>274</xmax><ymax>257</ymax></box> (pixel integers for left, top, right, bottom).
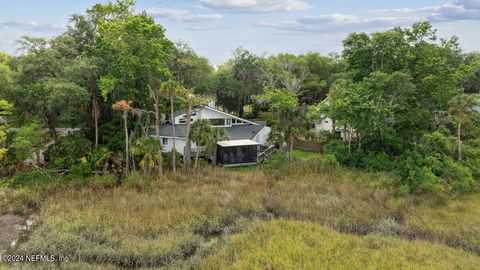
<box><xmin>0</xmin><ymin>214</ymin><xmax>26</xmax><ymax>254</ymax></box>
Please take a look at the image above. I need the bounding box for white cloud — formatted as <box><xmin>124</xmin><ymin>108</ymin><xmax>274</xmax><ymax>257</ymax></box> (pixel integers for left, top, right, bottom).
<box><xmin>0</xmin><ymin>18</ymin><xmax>66</xmax><ymax>32</ymax></box>
<box><xmin>429</xmin><ymin>0</ymin><xmax>480</xmax><ymax>21</ymax></box>
<box><xmin>146</xmin><ymin>7</ymin><xmax>222</xmax><ymax>22</ymax></box>
<box><xmin>256</xmin><ymin>0</ymin><xmax>480</xmax><ymax>34</ymax></box>
<box><xmin>192</xmin><ymin>0</ymin><xmax>312</xmax><ymax>13</ymax></box>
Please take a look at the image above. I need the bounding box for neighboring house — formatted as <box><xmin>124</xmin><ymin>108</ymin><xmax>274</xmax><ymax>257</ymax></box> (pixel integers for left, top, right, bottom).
<box><xmin>153</xmin><ymin>105</ymin><xmax>272</xmax><ymax>166</ymax></box>
<box><xmin>312</xmin><ymin>98</ymin><xmax>354</xmax><ymax>141</ymax></box>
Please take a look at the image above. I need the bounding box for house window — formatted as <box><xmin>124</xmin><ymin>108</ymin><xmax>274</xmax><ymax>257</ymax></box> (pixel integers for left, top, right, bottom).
<box><xmin>162</xmin><ymin>138</ymin><xmax>168</xmax><ymax>145</ymax></box>
<box><xmin>209</xmin><ymin>118</ymin><xmax>225</xmax><ymax>126</ymax></box>
<box><xmin>179</xmin><ymin>118</ymin><xmax>186</xmax><ymax>124</ymax></box>
<box><xmin>226</xmin><ymin>118</ymin><xmax>232</xmax><ymax>126</ymax></box>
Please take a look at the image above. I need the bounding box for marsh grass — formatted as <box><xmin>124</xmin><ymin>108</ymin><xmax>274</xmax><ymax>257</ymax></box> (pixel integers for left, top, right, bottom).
<box><xmin>18</xmin><ymin>167</ymin><xmax>270</xmax><ymax>268</ymax></box>
<box><xmin>7</xmin><ymin>159</ymin><xmax>480</xmax><ymax>269</ymax></box>
<box><xmin>200</xmin><ymin>219</ymin><xmax>480</xmax><ymax>270</ymax></box>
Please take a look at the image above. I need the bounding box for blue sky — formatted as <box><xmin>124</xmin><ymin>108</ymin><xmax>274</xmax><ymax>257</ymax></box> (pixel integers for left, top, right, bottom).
<box><xmin>1</xmin><ymin>0</ymin><xmax>479</xmax><ymax>64</ymax></box>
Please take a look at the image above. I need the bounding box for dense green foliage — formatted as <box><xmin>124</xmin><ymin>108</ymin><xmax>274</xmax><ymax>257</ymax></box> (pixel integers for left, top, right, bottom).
<box><xmin>44</xmin><ymin>132</ymin><xmax>92</xmax><ymax>168</ymax></box>
<box><xmin>312</xmin><ymin>22</ymin><xmax>480</xmax><ymax>194</ymax></box>
<box><xmin>0</xmin><ymin>0</ymin><xmax>478</xmax><ymax>196</ymax></box>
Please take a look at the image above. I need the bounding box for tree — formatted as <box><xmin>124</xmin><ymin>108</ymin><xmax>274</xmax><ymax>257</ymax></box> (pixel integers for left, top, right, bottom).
<box><xmin>149</xmin><ymin>84</ymin><xmax>164</xmax><ymax>175</ymax></box>
<box><xmin>94</xmin><ymin>10</ymin><xmax>173</xmax><ymax>106</ymax></box>
<box><xmin>207</xmin><ymin>128</ymin><xmax>229</xmax><ymax>165</ymax></box>
<box><xmin>209</xmin><ymin>48</ymin><xmax>263</xmax><ymax>117</ymax></box>
<box><xmin>5</xmin><ymin>36</ymin><xmax>89</xmax><ymax>140</ymax></box>
<box><xmin>168</xmin><ymin>41</ymin><xmax>213</xmax><ymax>89</ymax></box>
<box><xmin>12</xmin><ymin>121</ymin><xmax>48</xmax><ymax>165</ymax></box>
<box><xmin>160</xmin><ymin>80</ymin><xmax>186</xmax><ymax>173</ymax></box>
<box><xmin>0</xmin><ymin>98</ymin><xmax>12</xmax><ymax>161</ymax></box>
<box><xmin>131</xmin><ymin>136</ymin><xmax>162</xmax><ymax>176</ymax></box>
<box><xmin>0</xmin><ymin>54</ymin><xmax>13</xmax><ymax>161</ymax></box>
<box><xmin>449</xmin><ymin>93</ymin><xmax>480</xmax><ymax>161</ymax></box>
<box><xmin>181</xmin><ymin>91</ymin><xmax>209</xmax><ymax>173</ymax></box>
<box><xmin>112</xmin><ymin>100</ymin><xmax>135</xmax><ymax>174</ymax></box>
<box><xmin>190</xmin><ymin>119</ymin><xmax>211</xmax><ymax>170</ymax></box>
<box><xmin>256</xmin><ymin>87</ymin><xmax>306</xmax><ymax>162</ymax></box>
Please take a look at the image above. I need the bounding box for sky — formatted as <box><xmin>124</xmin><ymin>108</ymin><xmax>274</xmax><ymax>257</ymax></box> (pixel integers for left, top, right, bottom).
<box><xmin>0</xmin><ymin>0</ymin><xmax>479</xmax><ymax>65</ymax></box>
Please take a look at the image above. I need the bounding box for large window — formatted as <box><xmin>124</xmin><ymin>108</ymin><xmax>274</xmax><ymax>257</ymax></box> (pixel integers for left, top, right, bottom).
<box><xmin>209</xmin><ymin>118</ymin><xmax>226</xmax><ymax>126</ymax></box>
<box><xmin>162</xmin><ymin>138</ymin><xmax>168</xmax><ymax>145</ymax></box>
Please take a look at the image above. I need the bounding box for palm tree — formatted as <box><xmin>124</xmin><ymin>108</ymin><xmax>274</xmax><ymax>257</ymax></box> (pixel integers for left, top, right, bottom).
<box><xmin>149</xmin><ymin>84</ymin><xmax>163</xmax><ymax>175</ymax></box>
<box><xmin>112</xmin><ymin>100</ymin><xmax>135</xmax><ymax>174</ymax></box>
<box><xmin>207</xmin><ymin>128</ymin><xmax>229</xmax><ymax>165</ymax></box>
<box><xmin>183</xmin><ymin>90</ymin><xmax>195</xmax><ymax>173</ymax></box>
<box><xmin>160</xmin><ymin>80</ymin><xmax>186</xmax><ymax>173</ymax></box>
<box><xmin>190</xmin><ymin>119</ymin><xmax>211</xmax><ymax>170</ymax></box>
<box><xmin>131</xmin><ymin>137</ymin><xmax>162</xmax><ymax>176</ymax></box>
<box><xmin>448</xmin><ymin>93</ymin><xmax>480</xmax><ymax>161</ymax></box>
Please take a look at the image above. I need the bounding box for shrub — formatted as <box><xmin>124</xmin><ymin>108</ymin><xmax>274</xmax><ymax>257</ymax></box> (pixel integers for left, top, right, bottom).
<box><xmin>319</xmin><ymin>154</ymin><xmax>339</xmax><ymax>167</ymax></box>
<box><xmin>441</xmin><ymin>157</ymin><xmax>475</xmax><ymax>193</ymax></box>
<box><xmin>395</xmin><ymin>151</ymin><xmax>443</xmax><ymax>194</ymax></box>
<box><xmin>44</xmin><ymin>132</ymin><xmax>92</xmax><ymax>168</ymax></box>
<box><xmin>361</xmin><ymin>152</ymin><xmax>393</xmax><ymax>172</ymax></box>
<box><xmin>6</xmin><ymin>170</ymin><xmax>56</xmax><ymax>189</ymax></box>
<box><xmin>163</xmin><ymin>151</ymin><xmax>183</xmax><ymax>170</ymax></box>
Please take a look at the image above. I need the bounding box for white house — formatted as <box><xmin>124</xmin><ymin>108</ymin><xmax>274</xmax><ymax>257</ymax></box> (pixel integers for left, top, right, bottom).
<box><xmin>312</xmin><ymin>98</ymin><xmax>354</xmax><ymax>141</ymax></box>
<box><xmin>152</xmin><ymin>105</ymin><xmax>271</xmax><ymax>165</ymax></box>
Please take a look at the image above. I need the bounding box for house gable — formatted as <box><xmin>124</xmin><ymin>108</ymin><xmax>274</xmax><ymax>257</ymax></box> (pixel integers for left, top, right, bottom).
<box><xmin>174</xmin><ymin>106</ymin><xmax>259</xmax><ymax>127</ymax></box>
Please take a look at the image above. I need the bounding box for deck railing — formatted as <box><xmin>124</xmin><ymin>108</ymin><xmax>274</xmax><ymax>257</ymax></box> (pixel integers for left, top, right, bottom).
<box><xmin>257</xmin><ymin>145</ymin><xmax>276</xmax><ymax>163</ymax></box>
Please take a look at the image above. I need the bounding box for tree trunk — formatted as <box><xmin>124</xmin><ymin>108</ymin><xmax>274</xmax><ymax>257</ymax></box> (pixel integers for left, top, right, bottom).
<box><xmin>93</xmin><ymin>97</ymin><xmax>99</xmax><ymax>150</ymax></box>
<box><xmin>213</xmin><ymin>143</ymin><xmax>218</xmax><ymax>165</ymax></box>
<box><xmin>47</xmin><ymin>118</ymin><xmax>57</xmax><ymax>142</ymax></box>
<box><xmin>124</xmin><ymin>111</ymin><xmax>130</xmax><ymax>174</ymax></box>
<box><xmin>458</xmin><ymin>111</ymin><xmax>463</xmax><ymax>161</ymax></box>
<box><xmin>285</xmin><ymin>136</ymin><xmax>290</xmax><ymax>161</ymax></box>
<box><xmin>195</xmin><ymin>146</ymin><xmax>200</xmax><ymax>171</ymax></box>
<box><xmin>170</xmin><ymin>96</ymin><xmax>176</xmax><ymax>173</ymax></box>
<box><xmin>239</xmin><ymin>105</ymin><xmax>244</xmax><ymax>118</ymax></box>
<box><xmin>289</xmin><ymin>136</ymin><xmax>294</xmax><ymax>162</ymax></box>
<box><xmin>35</xmin><ymin>149</ymin><xmax>41</xmax><ymax>165</ymax></box>
<box><xmin>183</xmin><ymin>99</ymin><xmax>193</xmax><ymax>173</ymax></box>
<box><xmin>345</xmin><ymin>125</ymin><xmax>351</xmax><ymax>154</ymax></box>
<box><xmin>154</xmin><ymin>96</ymin><xmax>163</xmax><ymax>176</ymax></box>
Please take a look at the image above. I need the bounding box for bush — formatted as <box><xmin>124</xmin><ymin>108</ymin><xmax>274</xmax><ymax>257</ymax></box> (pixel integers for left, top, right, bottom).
<box><xmin>163</xmin><ymin>151</ymin><xmax>183</xmax><ymax>170</ymax></box>
<box><xmin>319</xmin><ymin>154</ymin><xmax>339</xmax><ymax>167</ymax></box>
<box><xmin>44</xmin><ymin>132</ymin><xmax>92</xmax><ymax>168</ymax></box>
<box><xmin>6</xmin><ymin>170</ymin><xmax>56</xmax><ymax>189</ymax></box>
<box><xmin>396</xmin><ymin>151</ymin><xmax>443</xmax><ymax>194</ymax></box>
<box><xmin>70</xmin><ymin>161</ymin><xmax>94</xmax><ymax>178</ymax></box>
<box><xmin>441</xmin><ymin>157</ymin><xmax>475</xmax><ymax>193</ymax></box>
<box><xmin>395</xmin><ymin>150</ymin><xmax>475</xmax><ymax>194</ymax></box>
<box><xmin>361</xmin><ymin>152</ymin><xmax>393</xmax><ymax>172</ymax></box>
<box><xmin>326</xmin><ymin>140</ymin><xmax>392</xmax><ymax>172</ymax></box>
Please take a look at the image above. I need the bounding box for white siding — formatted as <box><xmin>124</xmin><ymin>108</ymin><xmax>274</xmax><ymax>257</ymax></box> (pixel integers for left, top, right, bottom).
<box><xmin>314</xmin><ymin>117</ymin><xmax>333</xmax><ymax>133</ymax></box>
<box><xmin>252</xmin><ymin>126</ymin><xmax>271</xmax><ymax>145</ymax></box>
<box><xmin>160</xmin><ymin>137</ymin><xmax>202</xmax><ymax>155</ymax></box>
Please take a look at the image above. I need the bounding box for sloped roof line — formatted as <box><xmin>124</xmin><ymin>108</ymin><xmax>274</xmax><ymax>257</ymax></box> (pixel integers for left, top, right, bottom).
<box><xmin>201</xmin><ymin>106</ymin><xmax>260</xmax><ymax>125</ymax></box>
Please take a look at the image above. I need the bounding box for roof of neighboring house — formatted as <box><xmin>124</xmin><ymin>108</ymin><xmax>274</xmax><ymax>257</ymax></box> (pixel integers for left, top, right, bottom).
<box><xmin>173</xmin><ymin>109</ymin><xmax>186</xmax><ymax>118</ymax></box>
<box><xmin>218</xmin><ymin>140</ymin><xmax>259</xmax><ymax>147</ymax></box>
<box><xmin>154</xmin><ymin>124</ymin><xmax>264</xmax><ymax>140</ymax></box>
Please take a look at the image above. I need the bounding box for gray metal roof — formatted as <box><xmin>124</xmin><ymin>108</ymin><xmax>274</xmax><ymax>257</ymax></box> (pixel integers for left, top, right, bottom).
<box><xmin>153</xmin><ymin>124</ymin><xmax>263</xmax><ymax>140</ymax></box>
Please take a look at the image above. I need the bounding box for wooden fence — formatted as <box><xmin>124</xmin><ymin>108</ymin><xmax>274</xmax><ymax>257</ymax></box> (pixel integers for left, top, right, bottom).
<box><xmin>294</xmin><ymin>139</ymin><xmax>324</xmax><ymax>153</ymax></box>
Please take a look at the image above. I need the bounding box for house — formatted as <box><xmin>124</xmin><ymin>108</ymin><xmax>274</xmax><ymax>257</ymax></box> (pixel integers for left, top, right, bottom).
<box><xmin>312</xmin><ymin>98</ymin><xmax>355</xmax><ymax>141</ymax></box>
<box><xmin>152</xmin><ymin>105</ymin><xmax>272</xmax><ymax>166</ymax></box>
